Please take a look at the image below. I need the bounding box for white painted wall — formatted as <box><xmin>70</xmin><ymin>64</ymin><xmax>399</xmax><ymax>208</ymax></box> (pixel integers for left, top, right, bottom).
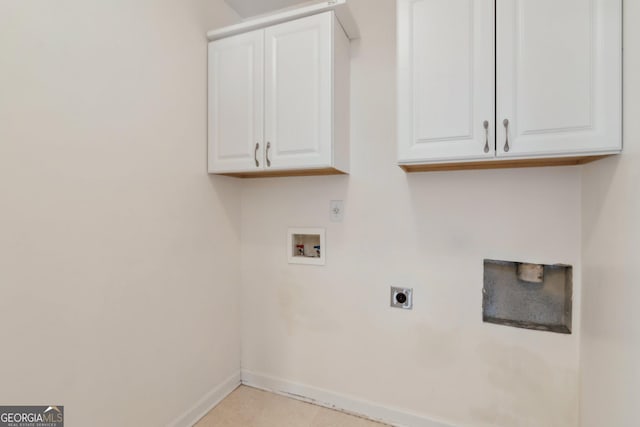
<box><xmin>225</xmin><ymin>0</ymin><xmax>317</xmax><ymax>18</ymax></box>
<box><xmin>0</xmin><ymin>1</ymin><xmax>241</xmax><ymax>426</ymax></box>
<box><xmin>240</xmin><ymin>1</ymin><xmax>582</xmax><ymax>426</ymax></box>
<box><xmin>580</xmin><ymin>1</ymin><xmax>640</xmax><ymax>426</ymax></box>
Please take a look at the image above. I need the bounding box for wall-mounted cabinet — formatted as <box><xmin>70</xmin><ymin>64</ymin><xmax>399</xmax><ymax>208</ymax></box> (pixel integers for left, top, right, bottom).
<box><xmin>208</xmin><ymin>3</ymin><xmax>355</xmax><ymax>178</ymax></box>
<box><xmin>397</xmin><ymin>0</ymin><xmax>622</xmax><ymax>172</ymax></box>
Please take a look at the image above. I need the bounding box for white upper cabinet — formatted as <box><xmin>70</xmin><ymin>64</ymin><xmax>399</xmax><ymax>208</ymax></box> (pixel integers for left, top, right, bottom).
<box><xmin>398</xmin><ymin>0</ymin><xmax>495</xmax><ymax>163</ymax></box>
<box><xmin>208</xmin><ymin>30</ymin><xmax>264</xmax><ymax>173</ymax></box>
<box><xmin>208</xmin><ymin>5</ymin><xmax>353</xmax><ymax>177</ymax></box>
<box><xmin>264</xmin><ymin>13</ymin><xmax>333</xmax><ymax>170</ymax></box>
<box><xmin>496</xmin><ymin>0</ymin><xmax>622</xmax><ymax>158</ymax></box>
<box><xmin>398</xmin><ymin>0</ymin><xmax>622</xmax><ymax>171</ymax></box>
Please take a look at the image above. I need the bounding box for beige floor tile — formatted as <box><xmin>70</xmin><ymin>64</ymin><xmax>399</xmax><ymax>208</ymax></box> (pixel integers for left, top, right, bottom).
<box><xmin>196</xmin><ymin>387</ymin><xmax>267</xmax><ymax>427</ymax></box>
<box><xmin>195</xmin><ymin>386</ymin><xmax>388</xmax><ymax>427</ymax></box>
<box><xmin>311</xmin><ymin>407</ymin><xmax>387</xmax><ymax>427</ymax></box>
<box><xmin>254</xmin><ymin>391</ymin><xmax>319</xmax><ymax>427</ymax></box>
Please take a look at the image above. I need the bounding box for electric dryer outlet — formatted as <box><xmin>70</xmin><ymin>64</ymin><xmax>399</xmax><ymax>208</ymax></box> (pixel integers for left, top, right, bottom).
<box><xmin>390</xmin><ymin>287</ymin><xmax>413</xmax><ymax>309</ymax></box>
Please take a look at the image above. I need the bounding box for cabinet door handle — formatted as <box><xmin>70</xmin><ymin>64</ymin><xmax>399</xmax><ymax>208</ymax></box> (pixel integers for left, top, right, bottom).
<box><xmin>266</xmin><ymin>142</ymin><xmax>272</xmax><ymax>167</ymax></box>
<box><xmin>483</xmin><ymin>120</ymin><xmax>490</xmax><ymax>153</ymax></box>
<box><xmin>254</xmin><ymin>142</ymin><xmax>260</xmax><ymax>167</ymax></box>
<box><xmin>503</xmin><ymin>119</ymin><xmax>510</xmax><ymax>153</ymax></box>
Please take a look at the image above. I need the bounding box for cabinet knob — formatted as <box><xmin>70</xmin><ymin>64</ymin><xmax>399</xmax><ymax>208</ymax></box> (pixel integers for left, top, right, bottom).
<box><xmin>254</xmin><ymin>142</ymin><xmax>260</xmax><ymax>167</ymax></box>
<box><xmin>266</xmin><ymin>142</ymin><xmax>272</xmax><ymax>167</ymax></box>
<box><xmin>483</xmin><ymin>120</ymin><xmax>490</xmax><ymax>153</ymax></box>
<box><xmin>503</xmin><ymin>119</ymin><xmax>510</xmax><ymax>153</ymax></box>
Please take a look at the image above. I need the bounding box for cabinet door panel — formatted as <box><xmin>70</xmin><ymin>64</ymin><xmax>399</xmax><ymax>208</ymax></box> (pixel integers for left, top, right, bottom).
<box><xmin>265</xmin><ymin>12</ymin><xmax>333</xmax><ymax>170</ymax></box>
<box><xmin>496</xmin><ymin>0</ymin><xmax>621</xmax><ymax>157</ymax></box>
<box><xmin>398</xmin><ymin>0</ymin><xmax>495</xmax><ymax>163</ymax></box>
<box><xmin>208</xmin><ymin>30</ymin><xmax>264</xmax><ymax>173</ymax></box>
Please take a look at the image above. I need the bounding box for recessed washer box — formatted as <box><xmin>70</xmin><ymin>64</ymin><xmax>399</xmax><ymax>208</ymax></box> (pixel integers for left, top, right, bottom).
<box><xmin>287</xmin><ymin>228</ymin><xmax>325</xmax><ymax>265</ymax></box>
<box><xmin>483</xmin><ymin>259</ymin><xmax>573</xmax><ymax>334</ymax></box>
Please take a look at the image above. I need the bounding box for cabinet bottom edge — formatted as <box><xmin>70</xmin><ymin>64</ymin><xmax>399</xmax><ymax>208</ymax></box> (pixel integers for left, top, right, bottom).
<box><xmin>213</xmin><ymin>167</ymin><xmax>348</xmax><ymax>178</ymax></box>
<box><xmin>399</xmin><ymin>154</ymin><xmax>615</xmax><ymax>173</ymax></box>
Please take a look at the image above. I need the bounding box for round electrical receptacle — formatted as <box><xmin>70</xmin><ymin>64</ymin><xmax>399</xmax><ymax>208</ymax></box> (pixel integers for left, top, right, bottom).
<box><xmin>395</xmin><ymin>292</ymin><xmax>407</xmax><ymax>304</ymax></box>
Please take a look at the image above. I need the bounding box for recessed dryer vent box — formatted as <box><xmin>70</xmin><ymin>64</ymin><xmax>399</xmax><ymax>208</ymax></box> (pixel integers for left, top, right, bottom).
<box><xmin>483</xmin><ymin>259</ymin><xmax>573</xmax><ymax>334</ymax></box>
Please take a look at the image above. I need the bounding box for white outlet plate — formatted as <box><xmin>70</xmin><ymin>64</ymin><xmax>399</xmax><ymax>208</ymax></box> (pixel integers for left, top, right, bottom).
<box><xmin>330</xmin><ymin>200</ymin><xmax>344</xmax><ymax>222</ymax></box>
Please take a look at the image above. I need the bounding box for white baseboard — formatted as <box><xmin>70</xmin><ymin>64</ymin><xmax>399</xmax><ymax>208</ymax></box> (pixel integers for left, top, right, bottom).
<box><xmin>168</xmin><ymin>370</ymin><xmax>241</xmax><ymax>427</ymax></box>
<box><xmin>241</xmin><ymin>370</ymin><xmax>456</xmax><ymax>427</ymax></box>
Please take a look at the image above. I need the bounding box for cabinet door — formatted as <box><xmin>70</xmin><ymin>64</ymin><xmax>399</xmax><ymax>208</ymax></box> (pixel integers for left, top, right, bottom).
<box><xmin>496</xmin><ymin>0</ymin><xmax>621</xmax><ymax>158</ymax></box>
<box><xmin>208</xmin><ymin>30</ymin><xmax>264</xmax><ymax>173</ymax></box>
<box><xmin>264</xmin><ymin>12</ymin><xmax>333</xmax><ymax>170</ymax></box>
<box><xmin>398</xmin><ymin>0</ymin><xmax>495</xmax><ymax>163</ymax></box>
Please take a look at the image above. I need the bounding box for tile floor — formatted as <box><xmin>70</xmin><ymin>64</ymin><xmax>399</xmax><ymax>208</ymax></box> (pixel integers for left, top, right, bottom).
<box><xmin>195</xmin><ymin>385</ymin><xmax>388</xmax><ymax>427</ymax></box>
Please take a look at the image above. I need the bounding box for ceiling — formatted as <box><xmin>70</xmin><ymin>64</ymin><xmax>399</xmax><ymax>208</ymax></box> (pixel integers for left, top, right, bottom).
<box><xmin>224</xmin><ymin>0</ymin><xmax>320</xmax><ymax>18</ymax></box>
